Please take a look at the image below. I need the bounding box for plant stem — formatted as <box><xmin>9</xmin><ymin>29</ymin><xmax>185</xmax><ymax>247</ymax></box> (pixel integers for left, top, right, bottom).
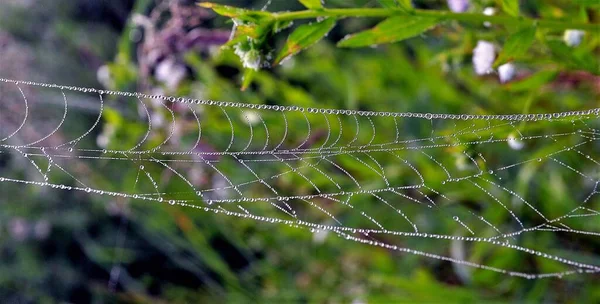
<box><xmin>272</xmin><ymin>8</ymin><xmax>598</xmax><ymax>31</ymax></box>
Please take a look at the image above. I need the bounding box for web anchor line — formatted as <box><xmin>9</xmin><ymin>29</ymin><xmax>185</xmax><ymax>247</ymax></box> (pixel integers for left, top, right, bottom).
<box><xmin>1</xmin><ymin>78</ymin><xmax>599</xmax><ymax>121</ymax></box>
<box><xmin>1</xmin><ymin>78</ymin><xmax>599</xmax><ymax>280</ymax></box>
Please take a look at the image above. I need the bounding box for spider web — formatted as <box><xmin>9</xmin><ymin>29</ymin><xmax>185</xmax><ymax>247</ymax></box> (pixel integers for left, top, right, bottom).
<box><xmin>1</xmin><ymin>78</ymin><xmax>599</xmax><ymax>280</ymax></box>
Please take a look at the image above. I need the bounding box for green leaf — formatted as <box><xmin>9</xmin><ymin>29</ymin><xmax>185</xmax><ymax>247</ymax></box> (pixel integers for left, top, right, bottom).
<box><xmin>241</xmin><ymin>68</ymin><xmax>257</xmax><ymax>91</ymax></box>
<box><xmin>493</xmin><ymin>26</ymin><xmax>536</xmax><ymax>67</ymax></box>
<box><xmin>507</xmin><ymin>70</ymin><xmax>558</xmax><ymax>92</ymax></box>
<box><xmin>337</xmin><ymin>16</ymin><xmax>438</xmax><ymax>48</ymax></box>
<box><xmin>501</xmin><ymin>0</ymin><xmax>520</xmax><ymax>17</ymax></box>
<box><xmin>104</xmin><ymin>107</ymin><xmax>124</xmax><ymax>126</ymax></box>
<box><xmin>235</xmin><ymin>24</ymin><xmax>261</xmax><ymax>39</ymax></box>
<box><xmin>377</xmin><ymin>0</ymin><xmax>413</xmax><ymax>11</ymax></box>
<box><xmin>198</xmin><ymin>2</ymin><xmax>271</xmax><ymax>23</ymax></box>
<box><xmin>274</xmin><ymin>18</ymin><xmax>336</xmax><ymax>65</ymax></box>
<box><xmin>545</xmin><ymin>39</ymin><xmax>599</xmax><ymax>73</ymax></box>
<box><xmin>578</xmin><ymin>6</ymin><xmax>589</xmax><ymax>23</ymax></box>
<box><xmin>274</xmin><ymin>20</ymin><xmax>295</xmax><ymax>33</ymax></box>
<box><xmin>222</xmin><ymin>22</ymin><xmax>271</xmax><ymax>49</ymax></box>
<box><xmin>574</xmin><ymin>0</ymin><xmax>600</xmax><ymax>7</ymax></box>
<box><xmin>299</xmin><ymin>0</ymin><xmax>323</xmax><ymax>9</ymax></box>
<box><xmin>223</xmin><ymin>20</ymin><xmax>276</xmax><ymax>50</ymax></box>
<box><xmin>222</xmin><ymin>34</ymin><xmax>248</xmax><ymax>49</ymax></box>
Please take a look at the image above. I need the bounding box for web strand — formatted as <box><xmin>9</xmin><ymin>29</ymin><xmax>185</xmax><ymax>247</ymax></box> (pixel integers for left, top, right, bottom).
<box><xmin>1</xmin><ymin>78</ymin><xmax>599</xmax><ymax>280</ymax></box>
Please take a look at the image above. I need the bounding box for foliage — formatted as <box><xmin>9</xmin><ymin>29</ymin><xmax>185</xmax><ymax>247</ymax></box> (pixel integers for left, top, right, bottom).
<box><xmin>1</xmin><ymin>0</ymin><xmax>599</xmax><ymax>303</ymax></box>
<box><xmin>93</xmin><ymin>1</ymin><xmax>599</xmax><ymax>301</ymax></box>
<box><xmin>200</xmin><ymin>0</ymin><xmax>598</xmax><ymax>88</ymax></box>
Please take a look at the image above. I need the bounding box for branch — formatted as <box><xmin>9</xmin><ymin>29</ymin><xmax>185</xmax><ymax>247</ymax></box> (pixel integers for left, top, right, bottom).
<box><xmin>272</xmin><ymin>8</ymin><xmax>598</xmax><ymax>32</ymax></box>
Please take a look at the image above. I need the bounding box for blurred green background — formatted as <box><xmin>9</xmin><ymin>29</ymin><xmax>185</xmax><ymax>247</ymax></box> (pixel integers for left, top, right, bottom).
<box><xmin>0</xmin><ymin>0</ymin><xmax>599</xmax><ymax>303</ymax></box>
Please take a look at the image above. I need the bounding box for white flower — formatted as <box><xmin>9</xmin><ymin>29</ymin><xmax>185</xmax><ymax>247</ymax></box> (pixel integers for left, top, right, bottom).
<box><xmin>507</xmin><ymin>133</ymin><xmax>524</xmax><ymax>150</ymax></box>
<box><xmin>234</xmin><ymin>44</ymin><xmax>262</xmax><ymax>70</ymax></box>
<box><xmin>210</xmin><ymin>175</ymin><xmax>230</xmax><ymax>201</ymax></box>
<box><xmin>244</xmin><ymin>50</ymin><xmax>262</xmax><ymax>70</ymax></box>
<box><xmin>483</xmin><ymin>7</ymin><xmax>496</xmax><ymax>15</ymax></box>
<box><xmin>312</xmin><ymin>229</ymin><xmax>329</xmax><ymax>244</ymax></box>
<box><xmin>96</xmin><ymin>134</ymin><xmax>109</xmax><ymax>148</ymax></box>
<box><xmin>96</xmin><ymin>65</ymin><xmax>112</xmax><ymax>88</ymax></box>
<box><xmin>281</xmin><ymin>56</ymin><xmax>296</xmax><ymax>70</ymax></box>
<box><xmin>151</xmin><ymin>111</ymin><xmax>165</xmax><ymax>128</ymax></box>
<box><xmin>473</xmin><ymin>40</ymin><xmax>496</xmax><ymax>75</ymax></box>
<box><xmin>106</xmin><ymin>201</ymin><xmax>128</xmax><ymax>216</ymax></box>
<box><xmin>96</xmin><ymin>125</ymin><xmax>115</xmax><ymax>148</ymax></box>
<box><xmin>447</xmin><ymin>0</ymin><xmax>470</xmax><ymax>13</ymax></box>
<box><xmin>563</xmin><ymin>30</ymin><xmax>585</xmax><ymax>47</ymax></box>
<box><xmin>455</xmin><ymin>153</ymin><xmax>469</xmax><ymax>171</ymax></box>
<box><xmin>483</xmin><ymin>7</ymin><xmax>496</xmax><ymax>27</ymax></box>
<box><xmin>155</xmin><ymin>58</ymin><xmax>187</xmax><ymax>91</ymax></box>
<box><xmin>9</xmin><ymin>218</ymin><xmax>29</xmax><ymax>241</ymax></box>
<box><xmin>208</xmin><ymin>45</ymin><xmax>221</xmax><ymax>58</ymax></box>
<box><xmin>33</xmin><ymin>220</ymin><xmax>51</xmax><ymax>240</ymax></box>
<box><xmin>242</xmin><ymin>110</ymin><xmax>261</xmax><ymax>126</ymax></box>
<box><xmin>450</xmin><ymin>233</ymin><xmax>472</xmax><ymax>282</ymax></box>
<box><xmin>498</xmin><ymin>63</ymin><xmax>516</xmax><ymax>83</ymax></box>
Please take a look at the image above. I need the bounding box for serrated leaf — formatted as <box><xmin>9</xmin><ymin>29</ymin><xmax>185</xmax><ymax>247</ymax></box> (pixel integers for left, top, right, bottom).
<box><xmin>494</xmin><ymin>26</ymin><xmax>536</xmax><ymax>67</ymax></box>
<box><xmin>299</xmin><ymin>0</ymin><xmax>323</xmax><ymax>9</ymax></box>
<box><xmin>377</xmin><ymin>0</ymin><xmax>412</xmax><ymax>11</ymax></box>
<box><xmin>199</xmin><ymin>2</ymin><xmax>271</xmax><ymax>23</ymax></box>
<box><xmin>274</xmin><ymin>18</ymin><xmax>336</xmax><ymax>65</ymax></box>
<box><xmin>501</xmin><ymin>0</ymin><xmax>520</xmax><ymax>17</ymax></box>
<box><xmin>337</xmin><ymin>16</ymin><xmax>438</xmax><ymax>48</ymax></box>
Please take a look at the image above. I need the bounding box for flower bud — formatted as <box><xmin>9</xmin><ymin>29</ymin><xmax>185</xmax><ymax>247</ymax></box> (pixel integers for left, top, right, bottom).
<box><xmin>242</xmin><ymin>111</ymin><xmax>261</xmax><ymax>126</ymax></box>
<box><xmin>155</xmin><ymin>58</ymin><xmax>187</xmax><ymax>90</ymax></box>
<box><xmin>9</xmin><ymin>218</ymin><xmax>29</xmax><ymax>241</ymax></box>
<box><xmin>234</xmin><ymin>42</ymin><xmax>263</xmax><ymax>70</ymax></box>
<box><xmin>563</xmin><ymin>30</ymin><xmax>585</xmax><ymax>47</ymax></box>
<box><xmin>507</xmin><ymin>133</ymin><xmax>524</xmax><ymax>150</ymax></box>
<box><xmin>447</xmin><ymin>0</ymin><xmax>470</xmax><ymax>13</ymax></box>
<box><xmin>483</xmin><ymin>7</ymin><xmax>496</xmax><ymax>27</ymax></box>
<box><xmin>473</xmin><ymin>40</ymin><xmax>496</xmax><ymax>75</ymax></box>
<box><xmin>498</xmin><ymin>63</ymin><xmax>516</xmax><ymax>83</ymax></box>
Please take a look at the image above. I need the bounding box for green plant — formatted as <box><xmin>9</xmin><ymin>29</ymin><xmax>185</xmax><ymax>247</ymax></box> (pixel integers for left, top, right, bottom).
<box><xmin>199</xmin><ymin>0</ymin><xmax>598</xmax><ymax>89</ymax></box>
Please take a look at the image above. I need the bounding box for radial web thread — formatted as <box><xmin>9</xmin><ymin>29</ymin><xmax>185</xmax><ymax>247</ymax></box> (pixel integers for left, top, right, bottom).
<box><xmin>1</xmin><ymin>78</ymin><xmax>599</xmax><ymax>280</ymax></box>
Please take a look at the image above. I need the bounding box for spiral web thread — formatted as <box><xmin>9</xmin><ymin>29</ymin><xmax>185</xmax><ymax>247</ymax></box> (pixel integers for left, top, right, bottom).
<box><xmin>1</xmin><ymin>78</ymin><xmax>599</xmax><ymax>280</ymax></box>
